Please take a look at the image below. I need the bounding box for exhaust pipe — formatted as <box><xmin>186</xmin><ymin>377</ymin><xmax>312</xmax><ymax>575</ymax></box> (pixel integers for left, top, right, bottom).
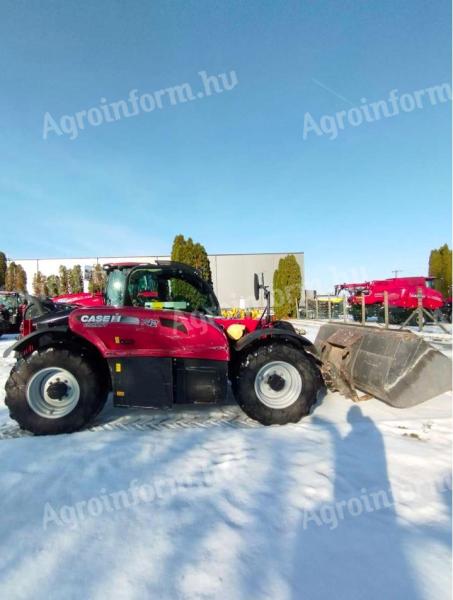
<box><xmin>314</xmin><ymin>323</ymin><xmax>452</xmax><ymax>407</ymax></box>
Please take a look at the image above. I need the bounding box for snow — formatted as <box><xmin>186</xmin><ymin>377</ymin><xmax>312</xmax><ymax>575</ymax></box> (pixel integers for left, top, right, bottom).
<box><xmin>0</xmin><ymin>327</ymin><xmax>451</xmax><ymax>600</ymax></box>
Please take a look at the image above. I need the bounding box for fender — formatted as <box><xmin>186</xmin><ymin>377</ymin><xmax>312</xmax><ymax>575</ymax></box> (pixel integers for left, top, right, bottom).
<box><xmin>234</xmin><ymin>327</ymin><xmax>318</xmax><ymax>356</ymax></box>
<box><xmin>3</xmin><ymin>327</ymin><xmax>70</xmax><ymax>357</ymax></box>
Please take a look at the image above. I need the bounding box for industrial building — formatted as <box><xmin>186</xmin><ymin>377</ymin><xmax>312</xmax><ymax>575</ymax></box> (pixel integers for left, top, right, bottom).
<box><xmin>10</xmin><ymin>252</ymin><xmax>304</xmax><ymax>309</ymax></box>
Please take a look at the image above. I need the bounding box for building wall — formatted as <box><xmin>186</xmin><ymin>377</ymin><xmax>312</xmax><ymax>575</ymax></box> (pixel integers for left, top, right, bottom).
<box><xmin>211</xmin><ymin>253</ymin><xmax>304</xmax><ymax>308</ymax></box>
<box><xmin>10</xmin><ymin>253</ymin><xmax>304</xmax><ymax>309</ymax></box>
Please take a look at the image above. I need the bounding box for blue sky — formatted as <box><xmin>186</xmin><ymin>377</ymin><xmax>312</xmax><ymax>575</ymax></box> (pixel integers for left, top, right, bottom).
<box><xmin>0</xmin><ymin>0</ymin><xmax>451</xmax><ymax>291</ymax></box>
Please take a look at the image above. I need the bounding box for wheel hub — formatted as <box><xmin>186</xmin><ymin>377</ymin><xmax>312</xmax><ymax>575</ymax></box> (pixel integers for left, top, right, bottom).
<box><xmin>46</xmin><ymin>380</ymin><xmax>69</xmax><ymax>400</ymax></box>
<box><xmin>26</xmin><ymin>367</ymin><xmax>80</xmax><ymax>419</ymax></box>
<box><xmin>267</xmin><ymin>373</ymin><xmax>285</xmax><ymax>392</ymax></box>
<box><xmin>254</xmin><ymin>360</ymin><xmax>303</xmax><ymax>409</ymax></box>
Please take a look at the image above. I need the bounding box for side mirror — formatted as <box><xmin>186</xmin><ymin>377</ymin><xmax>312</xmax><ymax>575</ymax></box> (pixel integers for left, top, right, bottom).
<box><xmin>254</xmin><ymin>273</ymin><xmax>260</xmax><ymax>301</ymax></box>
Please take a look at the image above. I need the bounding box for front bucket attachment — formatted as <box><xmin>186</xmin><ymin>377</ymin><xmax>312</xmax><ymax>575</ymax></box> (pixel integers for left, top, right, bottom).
<box><xmin>314</xmin><ymin>323</ymin><xmax>452</xmax><ymax>408</ymax></box>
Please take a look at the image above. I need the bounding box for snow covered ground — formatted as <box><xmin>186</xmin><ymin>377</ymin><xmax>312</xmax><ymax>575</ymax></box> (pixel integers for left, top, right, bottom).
<box><xmin>0</xmin><ymin>326</ymin><xmax>451</xmax><ymax>600</ymax></box>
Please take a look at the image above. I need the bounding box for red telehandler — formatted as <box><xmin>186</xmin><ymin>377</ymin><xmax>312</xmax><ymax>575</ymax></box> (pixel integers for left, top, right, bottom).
<box><xmin>4</xmin><ymin>263</ymin><xmax>451</xmax><ymax>435</ymax></box>
<box><xmin>4</xmin><ymin>262</ymin><xmax>321</xmax><ymax>434</ymax></box>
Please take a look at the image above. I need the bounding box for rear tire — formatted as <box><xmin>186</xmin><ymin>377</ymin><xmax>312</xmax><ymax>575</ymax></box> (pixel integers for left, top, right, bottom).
<box><xmin>5</xmin><ymin>348</ymin><xmax>108</xmax><ymax>435</ymax></box>
<box><xmin>234</xmin><ymin>344</ymin><xmax>320</xmax><ymax>425</ymax></box>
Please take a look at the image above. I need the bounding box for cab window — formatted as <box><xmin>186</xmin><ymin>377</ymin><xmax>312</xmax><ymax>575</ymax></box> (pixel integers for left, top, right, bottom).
<box><xmin>126</xmin><ymin>268</ymin><xmax>219</xmax><ymax>315</ymax></box>
<box><xmin>105</xmin><ymin>269</ymin><xmax>127</xmax><ymax>307</ymax></box>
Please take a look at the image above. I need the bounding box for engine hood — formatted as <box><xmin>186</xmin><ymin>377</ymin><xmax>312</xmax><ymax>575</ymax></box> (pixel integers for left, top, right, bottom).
<box><xmin>33</xmin><ymin>306</ymin><xmax>74</xmax><ymax>330</ymax></box>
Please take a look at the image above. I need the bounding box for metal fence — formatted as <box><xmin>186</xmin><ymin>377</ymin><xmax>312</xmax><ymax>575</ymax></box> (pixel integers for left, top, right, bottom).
<box><xmin>300</xmin><ymin>289</ymin><xmax>449</xmax><ymax>333</ymax></box>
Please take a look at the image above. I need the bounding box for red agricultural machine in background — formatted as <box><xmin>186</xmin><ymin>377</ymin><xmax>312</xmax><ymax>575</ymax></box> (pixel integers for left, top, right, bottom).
<box><xmin>0</xmin><ymin>291</ymin><xmax>26</xmax><ymax>338</ymax></box>
<box><xmin>335</xmin><ymin>276</ymin><xmax>447</xmax><ymax>324</ymax></box>
<box><xmin>52</xmin><ymin>291</ymin><xmax>105</xmax><ymax>307</ymax></box>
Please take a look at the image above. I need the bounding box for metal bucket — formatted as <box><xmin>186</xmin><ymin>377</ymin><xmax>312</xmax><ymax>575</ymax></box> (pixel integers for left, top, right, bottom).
<box><xmin>314</xmin><ymin>323</ymin><xmax>452</xmax><ymax>407</ymax></box>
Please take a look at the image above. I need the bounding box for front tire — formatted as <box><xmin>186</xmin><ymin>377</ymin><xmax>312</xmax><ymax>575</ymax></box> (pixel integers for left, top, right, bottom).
<box><xmin>5</xmin><ymin>348</ymin><xmax>108</xmax><ymax>435</ymax></box>
<box><xmin>234</xmin><ymin>344</ymin><xmax>320</xmax><ymax>425</ymax></box>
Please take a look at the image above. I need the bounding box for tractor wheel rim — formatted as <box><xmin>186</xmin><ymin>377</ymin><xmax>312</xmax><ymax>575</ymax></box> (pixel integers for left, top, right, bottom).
<box><xmin>254</xmin><ymin>360</ymin><xmax>302</xmax><ymax>409</ymax></box>
<box><xmin>26</xmin><ymin>367</ymin><xmax>80</xmax><ymax>419</ymax></box>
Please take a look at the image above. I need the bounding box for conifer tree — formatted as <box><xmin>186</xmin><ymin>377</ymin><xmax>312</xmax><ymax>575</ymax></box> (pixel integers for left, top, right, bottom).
<box><xmin>0</xmin><ymin>252</ymin><xmax>6</xmax><ymax>288</ymax></box>
<box><xmin>170</xmin><ymin>234</ymin><xmax>213</xmax><ymax>309</ymax></box>
<box><xmin>69</xmin><ymin>265</ymin><xmax>83</xmax><ymax>293</ymax></box>
<box><xmin>89</xmin><ymin>264</ymin><xmax>106</xmax><ymax>293</ymax></box>
<box><xmin>272</xmin><ymin>255</ymin><xmax>302</xmax><ymax>319</ymax></box>
<box><xmin>58</xmin><ymin>266</ymin><xmax>70</xmax><ymax>294</ymax></box>
<box><xmin>171</xmin><ymin>234</ymin><xmax>186</xmax><ymax>263</ymax></box>
<box><xmin>170</xmin><ymin>235</ymin><xmax>212</xmax><ymax>284</ymax></box>
<box><xmin>15</xmin><ymin>265</ymin><xmax>27</xmax><ymax>292</ymax></box>
<box><xmin>46</xmin><ymin>275</ymin><xmax>61</xmax><ymax>297</ymax></box>
<box><xmin>5</xmin><ymin>262</ymin><xmax>17</xmax><ymax>291</ymax></box>
<box><xmin>32</xmin><ymin>271</ymin><xmax>48</xmax><ymax>296</ymax></box>
<box><xmin>429</xmin><ymin>244</ymin><xmax>452</xmax><ymax>297</ymax></box>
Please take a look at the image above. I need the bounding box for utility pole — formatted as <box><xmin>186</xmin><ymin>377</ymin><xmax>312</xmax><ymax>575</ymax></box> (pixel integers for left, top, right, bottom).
<box><xmin>392</xmin><ymin>269</ymin><xmax>402</xmax><ymax>278</ymax></box>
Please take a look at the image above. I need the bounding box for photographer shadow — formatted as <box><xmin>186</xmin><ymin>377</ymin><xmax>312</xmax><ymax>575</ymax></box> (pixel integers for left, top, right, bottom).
<box><xmin>291</xmin><ymin>404</ymin><xmax>422</xmax><ymax>600</ymax></box>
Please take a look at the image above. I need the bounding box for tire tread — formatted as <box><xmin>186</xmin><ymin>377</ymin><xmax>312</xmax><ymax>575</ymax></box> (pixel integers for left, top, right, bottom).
<box><xmin>234</xmin><ymin>343</ymin><xmax>321</xmax><ymax>426</ymax></box>
<box><xmin>5</xmin><ymin>347</ymin><xmax>108</xmax><ymax>435</ymax></box>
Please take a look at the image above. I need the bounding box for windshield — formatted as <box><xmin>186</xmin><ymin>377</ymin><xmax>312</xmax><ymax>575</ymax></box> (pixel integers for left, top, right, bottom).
<box><xmin>426</xmin><ymin>279</ymin><xmax>435</xmax><ymax>289</ymax></box>
<box><xmin>104</xmin><ymin>266</ymin><xmax>220</xmax><ymax>315</ymax></box>
<box><xmin>105</xmin><ymin>269</ymin><xmax>128</xmax><ymax>307</ymax></box>
<box><xmin>127</xmin><ymin>267</ymin><xmax>220</xmax><ymax>315</ymax></box>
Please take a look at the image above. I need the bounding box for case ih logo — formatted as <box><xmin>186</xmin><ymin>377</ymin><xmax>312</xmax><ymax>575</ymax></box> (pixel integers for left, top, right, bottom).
<box><xmin>78</xmin><ymin>314</ymin><xmax>142</xmax><ymax>327</ymax></box>
<box><xmin>80</xmin><ymin>314</ymin><xmax>121</xmax><ymax>326</ymax></box>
